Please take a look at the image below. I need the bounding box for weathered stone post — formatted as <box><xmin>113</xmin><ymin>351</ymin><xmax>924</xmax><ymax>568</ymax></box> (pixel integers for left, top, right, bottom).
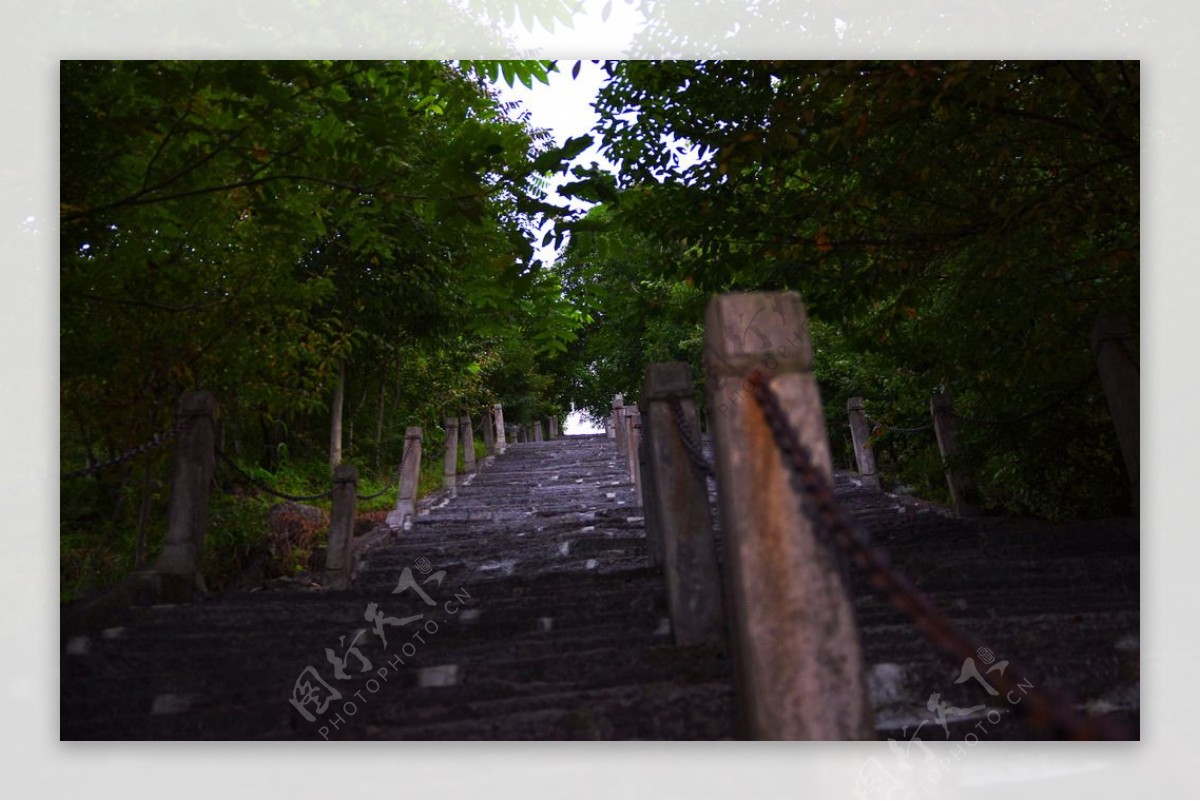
<box><xmin>613</xmin><ymin>393</ymin><xmax>627</xmax><ymax>458</ymax></box>
<box><xmin>643</xmin><ymin>362</ymin><xmax>724</xmax><ymax>646</ymax></box>
<box><xmin>847</xmin><ymin>397</ymin><xmax>881</xmax><ymax>489</ymax></box>
<box><xmin>386</xmin><ymin>427</ymin><xmax>422</xmax><ymax>530</ymax></box>
<box><xmin>1091</xmin><ymin>314</ymin><xmax>1139</xmax><ymax>498</ymax></box>
<box><xmin>493</xmin><ymin>403</ymin><xmax>506</xmax><ymax>454</ymax></box>
<box><xmin>548</xmin><ymin>416</ymin><xmax>558</xmax><ymax>440</ymax></box>
<box><xmin>443</xmin><ymin>415</ymin><xmax>459</xmax><ymax>496</ymax></box>
<box><xmin>459</xmin><ymin>415</ymin><xmax>476</xmax><ymax>473</ymax></box>
<box><xmin>624</xmin><ymin>406</ymin><xmax>643</xmax><ymax>504</ymax></box>
<box><xmin>605</xmin><ymin>416</ymin><xmax>615</xmax><ymax>439</ymax></box>
<box><xmin>930</xmin><ymin>392</ymin><xmax>979</xmax><ymax>517</ymax></box>
<box><xmin>636</xmin><ymin>397</ymin><xmax>665</xmax><ymax>569</ymax></box>
<box><xmin>533</xmin><ymin>420</ymin><xmax>544</xmax><ymax>442</ymax></box>
<box><xmin>481</xmin><ymin>410</ymin><xmax>494</xmax><ymax>455</ymax></box>
<box><xmin>705</xmin><ymin>291</ymin><xmax>874</xmax><ymax>740</ymax></box>
<box><xmin>153</xmin><ymin>391</ymin><xmax>217</xmax><ymax>603</ymax></box>
<box><xmin>325</xmin><ymin>464</ymin><xmax>358</xmax><ymax>590</ymax></box>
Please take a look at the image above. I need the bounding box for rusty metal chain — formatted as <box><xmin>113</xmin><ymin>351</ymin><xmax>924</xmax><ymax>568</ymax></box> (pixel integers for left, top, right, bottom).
<box><xmin>745</xmin><ymin>368</ymin><xmax>1125</xmax><ymax>741</ymax></box>
<box><xmin>355</xmin><ymin>480</ymin><xmax>396</xmax><ymax>502</ymax></box>
<box><xmin>952</xmin><ymin>370</ymin><xmax>1098</xmax><ymax>428</ymax></box>
<box><xmin>668</xmin><ymin>397</ymin><xmax>715</xmax><ymax>477</ymax></box>
<box><xmin>859</xmin><ymin>370</ymin><xmax>1097</xmax><ymax>434</ymax></box>
<box><xmin>65</xmin><ymin>398</ymin><xmax>407</xmax><ymax>499</ymax></box>
<box><xmin>862</xmin><ymin>414</ymin><xmax>934</xmax><ymax>434</ymax></box>
<box><xmin>214</xmin><ymin>448</ymin><xmax>334</xmax><ymax>502</ymax></box>
<box><xmin>60</xmin><ymin>414</ymin><xmax>195</xmax><ymax>480</ymax></box>
<box><xmin>356</xmin><ymin>440</ymin><xmax>417</xmax><ymax>501</ymax></box>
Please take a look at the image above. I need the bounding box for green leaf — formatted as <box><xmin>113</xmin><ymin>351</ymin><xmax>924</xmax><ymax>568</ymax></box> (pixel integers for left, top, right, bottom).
<box><xmin>531</xmin><ymin>134</ymin><xmax>593</xmax><ymax>172</ymax></box>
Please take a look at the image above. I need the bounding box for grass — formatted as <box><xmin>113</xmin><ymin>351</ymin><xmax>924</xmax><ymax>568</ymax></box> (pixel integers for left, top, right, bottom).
<box><xmin>60</xmin><ymin>437</ymin><xmax>493</xmax><ymax>604</ymax></box>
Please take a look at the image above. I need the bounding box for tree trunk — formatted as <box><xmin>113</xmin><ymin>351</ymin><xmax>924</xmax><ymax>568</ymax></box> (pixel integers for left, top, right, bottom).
<box><xmin>259</xmin><ymin>413</ymin><xmax>279</xmax><ymax>472</ymax></box>
<box><xmin>68</xmin><ymin>402</ymin><xmax>99</xmax><ymax>470</ymax></box>
<box><xmin>330</xmin><ymin>360</ymin><xmax>345</xmax><ymax>470</ymax></box>
<box><xmin>134</xmin><ymin>460</ymin><xmax>154</xmax><ymax>567</ymax></box>
<box><xmin>375</xmin><ymin>370</ymin><xmax>388</xmax><ymax>469</ymax></box>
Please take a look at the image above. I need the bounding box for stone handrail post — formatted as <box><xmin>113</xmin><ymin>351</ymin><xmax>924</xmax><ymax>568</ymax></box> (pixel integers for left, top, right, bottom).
<box><xmin>635</xmin><ymin>397</ymin><xmax>665</xmax><ymax>569</ymax></box>
<box><xmin>493</xmin><ymin>403</ymin><xmax>507</xmax><ymax>454</ymax></box>
<box><xmin>443</xmin><ymin>415</ymin><xmax>459</xmax><ymax>496</ymax></box>
<box><xmin>705</xmin><ymin>291</ymin><xmax>874</xmax><ymax>740</ymax></box>
<box><xmin>847</xmin><ymin>397</ymin><xmax>881</xmax><ymax>489</ymax></box>
<box><xmin>613</xmin><ymin>393</ymin><xmax>627</xmax><ymax>458</ymax></box>
<box><xmin>386</xmin><ymin>427</ymin><xmax>423</xmax><ymax>530</ymax></box>
<box><xmin>930</xmin><ymin>391</ymin><xmax>980</xmax><ymax>517</ymax></box>
<box><xmin>623</xmin><ymin>405</ymin><xmax>643</xmax><ymax>504</ymax></box>
<box><xmin>1091</xmin><ymin>313</ymin><xmax>1139</xmax><ymax>501</ymax></box>
<box><xmin>153</xmin><ymin>391</ymin><xmax>217</xmax><ymax>603</ymax></box>
<box><xmin>325</xmin><ymin>464</ymin><xmax>358</xmax><ymax>590</ymax></box>
<box><xmin>459</xmin><ymin>415</ymin><xmax>476</xmax><ymax>473</ymax></box>
<box><xmin>481</xmin><ymin>410</ymin><xmax>494</xmax><ymax>455</ymax></box>
<box><xmin>641</xmin><ymin>362</ymin><xmax>724</xmax><ymax>647</ymax></box>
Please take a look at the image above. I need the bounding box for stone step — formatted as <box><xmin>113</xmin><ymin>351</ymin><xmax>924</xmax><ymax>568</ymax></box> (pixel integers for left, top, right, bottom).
<box><xmin>61</xmin><ymin>433</ymin><xmax>1138</xmax><ymax>741</ymax></box>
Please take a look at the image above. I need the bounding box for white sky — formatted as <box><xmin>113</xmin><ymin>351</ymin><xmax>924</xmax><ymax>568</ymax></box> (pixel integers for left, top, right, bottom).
<box><xmin>498</xmin><ymin>61</ymin><xmax>609</xmax><ymax>154</ymax></box>
<box><xmin>495</xmin><ymin>57</ymin><xmax>707</xmax><ymax>269</ymax></box>
<box><xmin>494</xmin><ymin>59</ymin><xmax>614</xmax><ymax>268</ymax></box>
<box><xmin>493</xmin><ymin>62</ymin><xmax>613</xmax><ymax>434</ymax></box>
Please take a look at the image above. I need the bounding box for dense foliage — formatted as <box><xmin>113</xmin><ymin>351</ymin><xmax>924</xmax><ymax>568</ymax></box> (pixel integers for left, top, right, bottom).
<box><xmin>60</xmin><ymin>59</ymin><xmax>1140</xmax><ymax>601</ymax></box>
<box><xmin>560</xmin><ymin>60</ymin><xmax>1138</xmax><ymax>519</ymax></box>
<box><xmin>60</xmin><ymin>60</ymin><xmax>584</xmax><ymax>599</ymax></box>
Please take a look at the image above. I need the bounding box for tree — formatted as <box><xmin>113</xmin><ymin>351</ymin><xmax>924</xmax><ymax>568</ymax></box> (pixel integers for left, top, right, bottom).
<box><xmin>582</xmin><ymin>60</ymin><xmax>1138</xmax><ymax>518</ymax></box>
<box><xmin>60</xmin><ymin>59</ymin><xmax>588</xmax><ymax>597</ymax></box>
<box><xmin>549</xmin><ymin>203</ymin><xmax>704</xmax><ymax>420</ymax></box>
<box><xmin>61</xmin><ymin>60</ymin><xmax>577</xmax><ymax>454</ymax></box>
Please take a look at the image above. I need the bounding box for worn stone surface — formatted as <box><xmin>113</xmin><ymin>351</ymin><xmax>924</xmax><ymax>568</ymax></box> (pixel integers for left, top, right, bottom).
<box><xmin>60</xmin><ymin>435</ymin><xmax>1138</xmax><ymax>740</ymax></box>
<box><xmin>847</xmin><ymin>397</ymin><xmax>880</xmax><ymax>489</ymax></box>
<box><xmin>706</xmin><ymin>291</ymin><xmax>874</xmax><ymax>740</ymax></box>
<box><xmin>641</xmin><ymin>362</ymin><xmax>723</xmax><ymax>648</ymax></box>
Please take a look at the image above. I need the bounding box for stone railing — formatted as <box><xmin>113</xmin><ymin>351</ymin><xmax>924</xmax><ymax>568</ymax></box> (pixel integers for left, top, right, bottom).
<box><xmin>613</xmin><ymin>291</ymin><xmax>1134</xmax><ymax>740</ymax></box>
<box><xmin>842</xmin><ymin>314</ymin><xmax>1137</xmax><ymax>516</ymax></box>
<box><xmin>66</xmin><ymin>399</ymin><xmax>521</xmax><ymax>612</ymax></box>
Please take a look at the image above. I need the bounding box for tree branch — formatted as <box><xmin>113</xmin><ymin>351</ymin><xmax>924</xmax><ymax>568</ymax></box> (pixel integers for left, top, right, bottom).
<box><xmin>62</xmin><ymin>172</ymin><xmax>503</xmax><ymax>222</ymax></box>
<box><xmin>67</xmin><ymin>290</ymin><xmax>230</xmax><ymax>314</ymax></box>
<box><xmin>101</xmin><ymin>63</ymin><xmax>385</xmax><ymax>223</ymax></box>
<box><xmin>140</xmin><ymin>64</ymin><xmax>204</xmax><ymax>195</ymax></box>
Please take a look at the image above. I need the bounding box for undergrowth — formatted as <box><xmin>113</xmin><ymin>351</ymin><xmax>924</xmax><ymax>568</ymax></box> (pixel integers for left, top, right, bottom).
<box><xmin>60</xmin><ymin>438</ymin><xmax>487</xmax><ymax>604</ymax></box>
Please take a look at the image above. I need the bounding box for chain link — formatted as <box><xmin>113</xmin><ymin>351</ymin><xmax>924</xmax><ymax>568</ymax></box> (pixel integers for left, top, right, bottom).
<box><xmin>356</xmin><ymin>438</ymin><xmax>418</xmax><ymax>501</ymax></box>
<box><xmin>862</xmin><ymin>413</ymin><xmax>933</xmax><ymax>434</ymax></box>
<box><xmin>214</xmin><ymin>448</ymin><xmax>333</xmax><ymax>502</ymax></box>
<box><xmin>745</xmin><ymin>368</ymin><xmax>1125</xmax><ymax>741</ymax></box>
<box><xmin>60</xmin><ymin>414</ymin><xmax>195</xmax><ymax>480</ymax></box>
<box><xmin>859</xmin><ymin>370</ymin><xmax>1097</xmax><ymax>435</ymax></box>
<box><xmin>952</xmin><ymin>370</ymin><xmax>1097</xmax><ymax>428</ymax></box>
<box><xmin>668</xmin><ymin>398</ymin><xmax>715</xmax><ymax>477</ymax></box>
<box><xmin>354</xmin><ymin>480</ymin><xmax>396</xmax><ymax>501</ymax></box>
<box><xmin>81</xmin><ymin>409</ymin><xmax>419</xmax><ymax>504</ymax></box>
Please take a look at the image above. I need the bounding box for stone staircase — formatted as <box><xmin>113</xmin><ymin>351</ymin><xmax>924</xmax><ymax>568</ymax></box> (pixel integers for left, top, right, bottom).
<box><xmin>60</xmin><ymin>434</ymin><xmax>1138</xmax><ymax>740</ymax></box>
